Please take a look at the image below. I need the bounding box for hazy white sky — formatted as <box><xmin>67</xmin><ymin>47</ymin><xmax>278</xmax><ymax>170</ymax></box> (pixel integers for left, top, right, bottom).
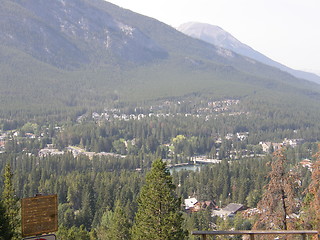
<box><xmin>107</xmin><ymin>0</ymin><xmax>320</xmax><ymax>75</ymax></box>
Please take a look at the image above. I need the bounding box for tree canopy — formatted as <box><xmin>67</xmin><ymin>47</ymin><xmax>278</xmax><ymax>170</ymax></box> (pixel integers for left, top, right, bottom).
<box><xmin>1</xmin><ymin>163</ymin><xmax>20</xmax><ymax>239</ymax></box>
<box><xmin>131</xmin><ymin>159</ymin><xmax>186</xmax><ymax>240</ymax></box>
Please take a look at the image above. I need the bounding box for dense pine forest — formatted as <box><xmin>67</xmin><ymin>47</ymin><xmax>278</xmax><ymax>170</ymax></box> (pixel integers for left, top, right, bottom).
<box><xmin>1</xmin><ymin>99</ymin><xmax>320</xmax><ymax>239</ymax></box>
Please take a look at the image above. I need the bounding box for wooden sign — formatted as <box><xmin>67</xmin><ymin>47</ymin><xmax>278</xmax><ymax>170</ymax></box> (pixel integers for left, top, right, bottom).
<box><xmin>21</xmin><ymin>194</ymin><xmax>58</xmax><ymax>237</ymax></box>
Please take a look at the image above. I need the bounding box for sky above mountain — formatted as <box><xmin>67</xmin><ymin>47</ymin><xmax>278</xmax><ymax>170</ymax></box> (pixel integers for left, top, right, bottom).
<box><xmin>107</xmin><ymin>0</ymin><xmax>320</xmax><ymax>75</ymax></box>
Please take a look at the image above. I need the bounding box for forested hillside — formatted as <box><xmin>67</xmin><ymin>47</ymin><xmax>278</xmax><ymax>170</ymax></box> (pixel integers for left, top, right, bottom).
<box><xmin>1</xmin><ymin>0</ymin><xmax>320</xmax><ymax>120</ymax></box>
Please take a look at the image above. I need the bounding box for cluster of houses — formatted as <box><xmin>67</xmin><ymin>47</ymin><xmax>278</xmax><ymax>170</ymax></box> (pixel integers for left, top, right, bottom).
<box><xmin>38</xmin><ymin>146</ymin><xmax>64</xmax><ymax>157</ymax></box>
<box><xmin>208</xmin><ymin>99</ymin><xmax>240</xmax><ymax>108</ymax></box>
<box><xmin>184</xmin><ymin>196</ymin><xmax>304</xmax><ymax>223</ymax></box>
<box><xmin>197</xmin><ymin>99</ymin><xmax>240</xmax><ymax>114</ymax></box>
<box><xmin>152</xmin><ymin>99</ymin><xmax>241</xmax><ymax>115</ymax></box>
<box><xmin>259</xmin><ymin>138</ymin><xmax>304</xmax><ymax>153</ymax></box>
<box><xmin>76</xmin><ymin>99</ymin><xmax>244</xmax><ymax>123</ymax></box>
<box><xmin>224</xmin><ymin>132</ymin><xmax>249</xmax><ymax>141</ymax></box>
<box><xmin>0</xmin><ymin>126</ymin><xmax>62</xmax><ymax>153</ymax></box>
<box><xmin>38</xmin><ymin>145</ymin><xmax>125</xmax><ymax>159</ymax></box>
<box><xmin>77</xmin><ymin>111</ymin><xmax>174</xmax><ymax>123</ymax></box>
<box><xmin>184</xmin><ymin>197</ymin><xmax>244</xmax><ymax>219</ymax></box>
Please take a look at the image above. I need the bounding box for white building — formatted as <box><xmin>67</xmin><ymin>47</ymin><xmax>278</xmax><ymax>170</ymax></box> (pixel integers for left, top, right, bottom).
<box><xmin>184</xmin><ymin>197</ymin><xmax>198</xmax><ymax>210</ymax></box>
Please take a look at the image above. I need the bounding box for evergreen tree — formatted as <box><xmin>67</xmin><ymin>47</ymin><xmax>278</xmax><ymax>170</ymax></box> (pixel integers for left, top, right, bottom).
<box><xmin>0</xmin><ymin>200</ymin><xmax>13</xmax><ymax>240</ymax></box>
<box><xmin>104</xmin><ymin>201</ymin><xmax>131</xmax><ymax>240</ymax></box>
<box><xmin>131</xmin><ymin>159</ymin><xmax>186</xmax><ymax>240</ymax></box>
<box><xmin>78</xmin><ymin>184</ymin><xmax>95</xmax><ymax>230</ymax></box>
<box><xmin>57</xmin><ymin>225</ymin><xmax>90</xmax><ymax>240</ymax></box>
<box><xmin>96</xmin><ymin>208</ymin><xmax>113</xmax><ymax>240</ymax></box>
<box><xmin>1</xmin><ymin>163</ymin><xmax>20</xmax><ymax>239</ymax></box>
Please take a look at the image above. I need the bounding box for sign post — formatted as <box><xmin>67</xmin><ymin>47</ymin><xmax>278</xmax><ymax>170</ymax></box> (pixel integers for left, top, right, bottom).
<box><xmin>23</xmin><ymin>233</ymin><xmax>56</xmax><ymax>240</ymax></box>
<box><xmin>21</xmin><ymin>194</ymin><xmax>58</xmax><ymax>238</ymax></box>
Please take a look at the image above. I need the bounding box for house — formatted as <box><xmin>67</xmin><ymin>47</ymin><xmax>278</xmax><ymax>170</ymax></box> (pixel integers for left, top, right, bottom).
<box><xmin>237</xmin><ymin>132</ymin><xmax>249</xmax><ymax>141</ymax></box>
<box><xmin>212</xmin><ymin>203</ymin><xmax>244</xmax><ymax>219</ymax></box>
<box><xmin>185</xmin><ymin>197</ymin><xmax>217</xmax><ymax>213</ymax></box>
<box><xmin>260</xmin><ymin>142</ymin><xmax>272</xmax><ymax>152</ymax></box>
<box><xmin>283</xmin><ymin>138</ymin><xmax>304</xmax><ymax>148</ymax></box>
<box><xmin>259</xmin><ymin>142</ymin><xmax>283</xmax><ymax>153</ymax></box>
<box><xmin>67</xmin><ymin>146</ymin><xmax>85</xmax><ymax>157</ymax></box>
<box><xmin>184</xmin><ymin>197</ymin><xmax>198</xmax><ymax>210</ymax></box>
<box><xmin>192</xmin><ymin>200</ymin><xmax>217</xmax><ymax>212</ymax></box>
<box><xmin>39</xmin><ymin>148</ymin><xmax>64</xmax><ymax>157</ymax></box>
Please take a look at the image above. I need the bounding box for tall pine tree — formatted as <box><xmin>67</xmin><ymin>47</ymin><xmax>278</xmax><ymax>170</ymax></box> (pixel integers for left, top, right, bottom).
<box><xmin>131</xmin><ymin>159</ymin><xmax>186</xmax><ymax>240</ymax></box>
<box><xmin>104</xmin><ymin>201</ymin><xmax>131</xmax><ymax>240</ymax></box>
<box><xmin>0</xmin><ymin>200</ymin><xmax>13</xmax><ymax>240</ymax></box>
<box><xmin>1</xmin><ymin>163</ymin><xmax>20</xmax><ymax>239</ymax></box>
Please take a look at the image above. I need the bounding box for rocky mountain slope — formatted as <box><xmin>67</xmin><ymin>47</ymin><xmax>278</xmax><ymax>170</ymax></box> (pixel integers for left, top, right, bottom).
<box><xmin>1</xmin><ymin>0</ymin><xmax>320</xmax><ymax>118</ymax></box>
<box><xmin>178</xmin><ymin>22</ymin><xmax>320</xmax><ymax>84</ymax></box>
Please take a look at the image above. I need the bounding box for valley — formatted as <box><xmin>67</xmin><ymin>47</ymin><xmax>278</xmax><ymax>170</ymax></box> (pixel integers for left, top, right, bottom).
<box><xmin>1</xmin><ymin>0</ymin><xmax>320</xmax><ymax>239</ymax></box>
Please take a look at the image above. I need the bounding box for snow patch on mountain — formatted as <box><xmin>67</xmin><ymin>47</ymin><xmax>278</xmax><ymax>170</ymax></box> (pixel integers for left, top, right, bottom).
<box><xmin>118</xmin><ymin>23</ymin><xmax>134</xmax><ymax>36</ymax></box>
<box><xmin>177</xmin><ymin>22</ymin><xmax>244</xmax><ymax>50</ymax></box>
<box><xmin>216</xmin><ymin>47</ymin><xmax>234</xmax><ymax>58</ymax></box>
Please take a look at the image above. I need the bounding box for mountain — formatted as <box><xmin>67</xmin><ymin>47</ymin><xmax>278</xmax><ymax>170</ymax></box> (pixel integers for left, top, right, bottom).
<box><xmin>177</xmin><ymin>22</ymin><xmax>320</xmax><ymax>84</ymax></box>
<box><xmin>1</xmin><ymin>0</ymin><xmax>168</xmax><ymax>69</ymax></box>
<box><xmin>1</xmin><ymin>0</ymin><xmax>320</xmax><ymax>119</ymax></box>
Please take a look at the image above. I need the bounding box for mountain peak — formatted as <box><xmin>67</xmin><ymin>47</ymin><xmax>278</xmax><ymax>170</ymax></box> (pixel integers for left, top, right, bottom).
<box><xmin>177</xmin><ymin>22</ymin><xmax>243</xmax><ymax>50</ymax></box>
<box><xmin>178</xmin><ymin>22</ymin><xmax>320</xmax><ymax>84</ymax></box>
